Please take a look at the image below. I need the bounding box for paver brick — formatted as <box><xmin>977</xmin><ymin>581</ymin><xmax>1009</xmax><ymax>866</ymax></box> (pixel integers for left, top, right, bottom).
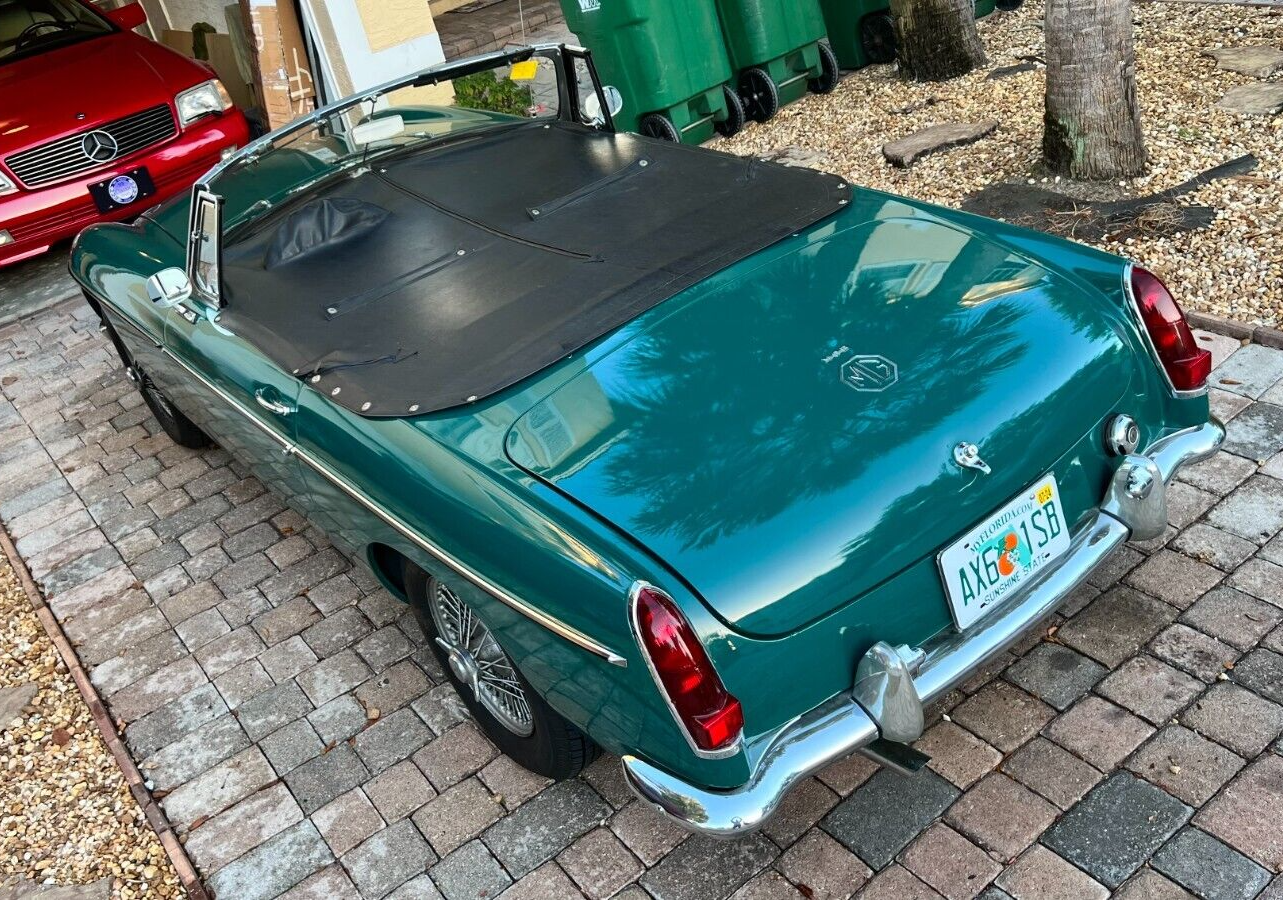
<box><xmin>1005</xmin><ymin>643</ymin><xmax>1105</xmax><ymax>711</ymax></box>
<box><xmin>1044</xmin><ymin>696</ymin><xmax>1154</xmax><ymax>770</ymax></box>
<box><xmin>1151</xmin><ymin>827</ymin><xmax>1272</xmax><ymax>900</ymax></box>
<box><xmin>554</xmin><ymin>827</ymin><xmax>643</xmax><ymax>899</ymax></box>
<box><xmin>639</xmin><ymin>832</ymin><xmax>777</xmax><ymax>900</ymax></box>
<box><xmin>759</xmin><ymin>775</ymin><xmax>839</xmax><ymax>849</ymax></box>
<box><xmin>124</xmin><ymin>682</ymin><xmax>228</xmax><ymax>757</ymax></box>
<box><xmin>1176</xmin><ymin>450</ymin><xmax>1258</xmax><ymax>496</ymax></box>
<box><xmin>343</xmin><ymin>819</ymin><xmax>435</xmax><ymax>900</ymax></box>
<box><xmin>259</xmin><ymin>635</ymin><xmax>319</xmax><ymax>682</ymax></box>
<box><xmin>174</xmin><ymin>606</ymin><xmax>230</xmax><ymax>652</ymax></box>
<box><xmin>1230</xmin><ymin>648</ymin><xmax>1283</xmax><ymax>704</ymax></box>
<box><xmin>278</xmin><ymin>865</ymin><xmax>363</xmax><ymax>900</ymax></box>
<box><xmin>356</xmin><ymin>659</ymin><xmax>431</xmax><ymax>716</ymax></box>
<box><xmin>108</xmin><ymin>655</ymin><xmax>207</xmax><ymax>722</ymax></box>
<box><xmin>308</xmin><ymin>693</ymin><xmax>368</xmax><ymax>746</ymax></box>
<box><xmin>1163</xmin><ymin>482</ymin><xmax>1218</xmax><ymax>530</ymax></box>
<box><xmin>355</xmin><ymin>707</ymin><xmax>431</xmax><ymax>774</ymax></box>
<box><xmin>206</xmin><ymin>820</ymin><xmax>333</xmax><ymax>900</ymax></box>
<box><xmin>1194</xmin><ymin>752</ymin><xmax>1283</xmax><ymax>869</ymax></box>
<box><xmin>364</xmin><ymin>759</ymin><xmax>437</xmax><ymax>823</ymax></box>
<box><xmin>412</xmin><ymin>777</ymin><xmax>503</xmax><ymax>857</ymax></box>
<box><xmin>260</xmin><ymin>717</ymin><xmax>325</xmax><ymax>775</ymax></box>
<box><xmin>195</xmin><ymin>625</ymin><xmax>266</xmax><ymax>679</ymax></box>
<box><xmin>182</xmin><ymin>782</ymin><xmax>304</xmax><ymax>872</ymax></box>
<box><xmin>913</xmin><ymin>721</ymin><xmax>1002</xmax><ymax>790</ymax></box>
<box><xmin>301</xmin><ymin>606</ymin><xmax>370</xmax><ymax>659</ymax></box>
<box><xmin>412</xmin><ymin>721</ymin><xmax>497</xmax><ymax>790</ymax></box>
<box><xmin>483</xmin><ymin>779</ymin><xmax>613</xmax><ymax>879</ymax></box>
<box><xmin>285</xmin><ymin>743</ymin><xmax>371</xmax><ymax>816</ymax></box>
<box><xmin>426</xmin><ymin>840</ymin><xmax>509</xmax><ymax>900</ymax></box>
<box><xmin>236</xmin><ymin>680</ymin><xmax>314</xmax><ymax>742</ymax></box>
<box><xmin>1000</xmin><ymin>737</ymin><xmax>1103</xmax><ymax>810</ymax></box>
<box><xmin>1149</xmin><ymin>623</ymin><xmax>1238</xmax><ymax>682</ymax></box>
<box><xmin>823</xmin><ymin>768</ymin><xmax>959</xmax><ymax>869</ymax></box>
<box><xmin>945</xmin><ymin>773</ymin><xmax>1058</xmax><ymax>862</ymax></box>
<box><xmin>313</xmin><ymin>788</ymin><xmax>385</xmax><ymax>857</ymax></box>
<box><xmin>900</xmin><ymin>823</ymin><xmax>997</xmax><ymax>900</ymax></box>
<box><xmin>1126</xmin><ymin>550</ymin><xmax>1224</xmax><ymax>609</ymax></box>
<box><xmin>214</xmin><ymin>658</ymin><xmax>273</xmax><ymax>709</ymax></box>
<box><xmin>949</xmin><ymin>682</ymin><xmax>1053</xmax><ymax>753</ymax></box>
<box><xmin>255</xmin><ymin>595</ymin><xmax>324</xmax><ymax>647</ymax></box>
<box><xmin>1126</xmin><ymin>724</ymin><xmax>1244</xmax><ymax>806</ymax></box>
<box><xmin>1097</xmin><ymin>655</ymin><xmax>1204</xmax><ymax>724</ymax></box>
<box><xmin>1180</xmin><ymin>586</ymin><xmax>1282</xmax><ymax>649</ymax></box>
<box><xmin>1222</xmin><ymin>401</ymin><xmax>1283</xmax><ymax>460</ymax></box>
<box><xmin>89</xmin><ymin>630</ymin><xmax>186</xmax><ymax>697</ymax></box>
<box><xmin>1206</xmin><ymin>475</ymin><xmax>1283</xmax><ymax>544</ymax></box>
<box><xmin>1169</xmin><ymin>523</ymin><xmax>1258</xmax><ymax>571</ymax></box>
<box><xmin>861</xmin><ymin>865</ymin><xmax>947</xmax><ymax>900</ymax></box>
<box><xmin>297</xmin><ymin>648</ymin><xmax>370</xmax><ymax>707</ymax></box>
<box><xmin>1111</xmin><ymin>869</ymin><xmax>1197</xmax><ymax>900</ymax></box>
<box><xmin>161</xmin><ymin>746</ymin><xmax>276</xmax><ymax>832</ymax></box>
<box><xmin>356</xmin><ymin>626</ymin><xmax>416</xmax><ymax>672</ymax></box>
<box><xmin>141</xmin><ymin>712</ymin><xmax>249</xmax><ymax>792</ymax></box>
<box><xmin>1058</xmin><ymin>587</ymin><xmax>1177</xmax><ymax>668</ymax></box>
<box><xmin>992</xmin><ymin>845</ymin><xmax>1108</xmax><ymax>900</ymax></box>
<box><xmin>1042</xmin><ymin>773</ymin><xmax>1191</xmax><ymax>888</ymax></box>
<box><xmin>1228</xmin><ymin>557</ymin><xmax>1283</xmax><ymax>606</ymax></box>
<box><xmin>1182</xmin><ymin>681</ymin><xmax>1283</xmax><ymax>756</ymax></box>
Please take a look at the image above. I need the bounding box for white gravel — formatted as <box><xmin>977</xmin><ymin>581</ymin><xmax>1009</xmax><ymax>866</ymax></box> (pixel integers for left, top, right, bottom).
<box><xmin>717</xmin><ymin>0</ymin><xmax>1283</xmax><ymax>326</ymax></box>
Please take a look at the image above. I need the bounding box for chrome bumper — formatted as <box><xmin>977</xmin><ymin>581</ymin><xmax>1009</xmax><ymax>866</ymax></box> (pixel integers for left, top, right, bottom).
<box><xmin>621</xmin><ymin>419</ymin><xmax>1225</xmax><ymax>837</ymax></box>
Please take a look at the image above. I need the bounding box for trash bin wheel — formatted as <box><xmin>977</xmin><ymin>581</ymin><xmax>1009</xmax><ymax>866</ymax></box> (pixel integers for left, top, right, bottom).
<box><xmin>860</xmin><ymin>11</ymin><xmax>897</xmax><ymax>65</ymax></box>
<box><xmin>639</xmin><ymin>112</ymin><xmax>681</xmax><ymax>142</ymax></box>
<box><xmin>808</xmin><ymin>42</ymin><xmax>840</xmax><ymax>94</ymax></box>
<box><xmin>739</xmin><ymin>67</ymin><xmax>778</xmax><ymax>123</ymax></box>
<box><xmin>714</xmin><ymin>84</ymin><xmax>746</xmax><ymax>137</ymax></box>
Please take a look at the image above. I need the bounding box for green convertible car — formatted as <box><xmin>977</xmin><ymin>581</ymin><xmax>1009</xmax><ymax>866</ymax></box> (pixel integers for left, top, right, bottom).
<box><xmin>70</xmin><ymin>45</ymin><xmax>1224</xmax><ymax>836</ymax></box>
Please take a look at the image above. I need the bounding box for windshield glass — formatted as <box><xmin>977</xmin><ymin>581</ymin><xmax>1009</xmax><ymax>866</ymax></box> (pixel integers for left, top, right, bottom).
<box><xmin>208</xmin><ymin>48</ymin><xmax>602</xmax><ymax>229</ymax></box>
<box><xmin>0</xmin><ymin>0</ymin><xmax>111</xmax><ymax>63</ymax></box>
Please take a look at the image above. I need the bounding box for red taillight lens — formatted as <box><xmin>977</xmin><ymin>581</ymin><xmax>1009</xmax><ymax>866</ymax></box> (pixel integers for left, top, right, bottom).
<box><xmin>633</xmin><ymin>585</ymin><xmax>743</xmax><ymax>753</ymax></box>
<box><xmin>1130</xmin><ymin>266</ymin><xmax>1211</xmax><ymax>392</ymax></box>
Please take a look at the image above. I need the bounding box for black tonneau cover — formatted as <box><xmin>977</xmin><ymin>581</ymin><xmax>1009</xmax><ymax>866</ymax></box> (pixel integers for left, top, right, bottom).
<box><xmin>220</xmin><ymin>121</ymin><xmax>849</xmax><ymax>417</ymax></box>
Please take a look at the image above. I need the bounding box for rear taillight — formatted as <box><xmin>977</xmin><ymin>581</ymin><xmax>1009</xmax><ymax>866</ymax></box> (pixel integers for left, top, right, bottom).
<box><xmin>631</xmin><ymin>584</ymin><xmax>743</xmax><ymax>754</ymax></box>
<box><xmin>1129</xmin><ymin>266</ymin><xmax>1211</xmax><ymax>392</ymax></box>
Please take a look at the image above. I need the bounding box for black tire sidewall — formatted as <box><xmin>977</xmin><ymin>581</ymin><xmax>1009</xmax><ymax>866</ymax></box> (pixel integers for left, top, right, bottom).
<box><xmin>403</xmin><ymin>565</ymin><xmax>594</xmax><ymax>780</ymax></box>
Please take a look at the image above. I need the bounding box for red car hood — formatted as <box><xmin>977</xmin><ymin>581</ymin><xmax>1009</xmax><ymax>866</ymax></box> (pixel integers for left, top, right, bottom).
<box><xmin>0</xmin><ymin>32</ymin><xmax>204</xmax><ymax>159</ymax></box>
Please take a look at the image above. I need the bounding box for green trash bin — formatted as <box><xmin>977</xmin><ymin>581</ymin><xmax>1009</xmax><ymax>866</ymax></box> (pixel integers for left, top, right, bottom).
<box><xmin>559</xmin><ymin>0</ymin><xmax>745</xmax><ymax>144</ymax></box>
<box><xmin>819</xmin><ymin>0</ymin><xmax>1016</xmax><ymax>71</ymax></box>
<box><xmin>714</xmin><ymin>0</ymin><xmax>839</xmax><ymax>123</ymax></box>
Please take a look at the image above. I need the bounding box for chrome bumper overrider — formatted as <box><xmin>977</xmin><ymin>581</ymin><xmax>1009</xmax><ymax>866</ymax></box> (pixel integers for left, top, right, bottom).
<box><xmin>621</xmin><ymin>419</ymin><xmax>1225</xmax><ymax>836</ymax></box>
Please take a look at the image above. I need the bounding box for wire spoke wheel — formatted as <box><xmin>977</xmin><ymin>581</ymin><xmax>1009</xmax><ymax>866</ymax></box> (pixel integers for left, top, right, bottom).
<box><xmin>428</xmin><ymin>581</ymin><xmax>534</xmax><ymax>737</ymax></box>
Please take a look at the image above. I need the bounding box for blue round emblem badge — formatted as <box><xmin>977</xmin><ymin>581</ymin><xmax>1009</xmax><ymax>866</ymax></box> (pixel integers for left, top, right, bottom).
<box><xmin>107</xmin><ymin>175</ymin><xmax>139</xmax><ymax>205</ymax></box>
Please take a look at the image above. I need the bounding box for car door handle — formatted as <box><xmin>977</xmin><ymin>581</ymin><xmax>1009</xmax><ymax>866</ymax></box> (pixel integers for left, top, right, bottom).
<box><xmin>254</xmin><ymin>387</ymin><xmax>295</xmax><ymax>416</ymax></box>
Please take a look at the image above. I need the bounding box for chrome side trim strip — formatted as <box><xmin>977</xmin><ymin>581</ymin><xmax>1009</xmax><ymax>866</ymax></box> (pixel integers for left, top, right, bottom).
<box><xmin>155</xmin><ymin>343</ymin><xmax>628</xmax><ymax>668</ymax></box>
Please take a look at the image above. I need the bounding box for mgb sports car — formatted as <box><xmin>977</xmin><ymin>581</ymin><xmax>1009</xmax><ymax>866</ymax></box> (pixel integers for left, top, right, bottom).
<box><xmin>70</xmin><ymin>44</ymin><xmax>1224</xmax><ymax>836</ymax></box>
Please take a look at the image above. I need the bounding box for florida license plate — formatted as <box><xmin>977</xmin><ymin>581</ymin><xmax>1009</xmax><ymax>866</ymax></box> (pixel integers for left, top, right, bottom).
<box><xmin>938</xmin><ymin>474</ymin><xmax>1071</xmax><ymax>631</ymax></box>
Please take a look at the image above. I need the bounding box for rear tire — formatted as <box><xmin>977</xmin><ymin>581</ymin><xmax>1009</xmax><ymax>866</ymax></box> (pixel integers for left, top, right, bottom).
<box><xmin>138</xmin><ymin>374</ymin><xmax>211</xmax><ymax>449</ymax></box>
<box><xmin>808</xmin><ymin>42</ymin><xmax>840</xmax><ymax>94</ymax></box>
<box><xmin>404</xmin><ymin>563</ymin><xmax>599</xmax><ymax>780</ymax></box>
<box><xmin>860</xmin><ymin>12</ymin><xmax>897</xmax><ymax>65</ymax></box>
<box><xmin>639</xmin><ymin>113</ymin><xmax>680</xmax><ymax>143</ymax></box>
<box><xmin>714</xmin><ymin>84</ymin><xmax>746</xmax><ymax>137</ymax></box>
<box><xmin>96</xmin><ymin>310</ymin><xmax>210</xmax><ymax>450</ymax></box>
<box><xmin>739</xmin><ymin>67</ymin><xmax>779</xmax><ymax>123</ymax></box>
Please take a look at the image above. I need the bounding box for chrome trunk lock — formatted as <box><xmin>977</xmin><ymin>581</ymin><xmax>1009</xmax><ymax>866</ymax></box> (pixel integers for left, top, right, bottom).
<box><xmin>953</xmin><ymin>442</ymin><xmax>991</xmax><ymax>475</ymax></box>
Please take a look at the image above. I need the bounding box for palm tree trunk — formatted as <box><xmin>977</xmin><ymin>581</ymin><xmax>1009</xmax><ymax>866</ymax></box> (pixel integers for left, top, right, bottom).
<box><xmin>888</xmin><ymin>0</ymin><xmax>987</xmax><ymax>81</ymax></box>
<box><xmin>1044</xmin><ymin>0</ymin><xmax>1146</xmax><ymax>179</ymax></box>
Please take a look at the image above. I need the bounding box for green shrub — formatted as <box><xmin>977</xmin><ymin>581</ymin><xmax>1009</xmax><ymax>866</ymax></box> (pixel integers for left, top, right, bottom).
<box><xmin>453</xmin><ymin>70</ymin><xmax>533</xmax><ymax>117</ymax></box>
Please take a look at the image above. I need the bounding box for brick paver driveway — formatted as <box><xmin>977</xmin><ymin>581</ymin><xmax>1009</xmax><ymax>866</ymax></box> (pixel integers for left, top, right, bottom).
<box><xmin>2</xmin><ymin>300</ymin><xmax>1282</xmax><ymax>900</ymax></box>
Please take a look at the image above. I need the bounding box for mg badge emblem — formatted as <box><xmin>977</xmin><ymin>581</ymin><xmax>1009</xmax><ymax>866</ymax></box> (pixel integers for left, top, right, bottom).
<box><xmin>81</xmin><ymin>130</ymin><xmax>119</xmax><ymax>163</ymax></box>
<box><xmin>841</xmin><ymin>354</ymin><xmax>898</xmax><ymax>392</ymax></box>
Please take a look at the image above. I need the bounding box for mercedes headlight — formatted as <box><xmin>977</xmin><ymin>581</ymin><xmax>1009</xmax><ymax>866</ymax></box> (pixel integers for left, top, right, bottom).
<box><xmin>176</xmin><ymin>80</ymin><xmax>233</xmax><ymax>127</ymax></box>
<box><xmin>0</xmin><ymin>170</ymin><xmax>16</xmax><ymax>196</ymax></box>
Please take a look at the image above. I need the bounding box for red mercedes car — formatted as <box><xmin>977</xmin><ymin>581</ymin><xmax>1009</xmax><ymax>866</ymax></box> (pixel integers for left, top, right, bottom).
<box><xmin>0</xmin><ymin>0</ymin><xmax>249</xmax><ymax>267</ymax></box>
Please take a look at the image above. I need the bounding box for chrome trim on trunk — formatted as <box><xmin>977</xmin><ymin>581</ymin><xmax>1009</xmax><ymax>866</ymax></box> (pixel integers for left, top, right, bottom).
<box><xmin>622</xmin><ymin>418</ymin><xmax>1225</xmax><ymax>836</ymax></box>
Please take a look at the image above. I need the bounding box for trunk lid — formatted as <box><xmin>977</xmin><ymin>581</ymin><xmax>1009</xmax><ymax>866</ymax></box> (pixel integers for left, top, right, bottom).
<box><xmin>506</xmin><ymin>216</ymin><xmax>1132</xmax><ymax>637</ymax></box>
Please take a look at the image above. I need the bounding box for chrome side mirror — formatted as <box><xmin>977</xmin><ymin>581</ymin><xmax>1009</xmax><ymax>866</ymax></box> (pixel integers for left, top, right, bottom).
<box><xmin>146</xmin><ymin>267</ymin><xmax>192</xmax><ymax>308</ymax></box>
<box><xmin>583</xmin><ymin>85</ymin><xmax>624</xmax><ymax>126</ymax></box>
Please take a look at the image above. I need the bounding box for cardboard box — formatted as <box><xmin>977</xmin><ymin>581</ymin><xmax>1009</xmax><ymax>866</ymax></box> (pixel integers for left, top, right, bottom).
<box><xmin>239</xmin><ymin>0</ymin><xmax>318</xmax><ymax>128</ymax></box>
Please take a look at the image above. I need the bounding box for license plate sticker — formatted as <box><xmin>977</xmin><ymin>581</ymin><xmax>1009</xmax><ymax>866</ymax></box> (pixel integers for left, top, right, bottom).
<box><xmin>938</xmin><ymin>474</ymin><xmax>1072</xmax><ymax>631</ymax></box>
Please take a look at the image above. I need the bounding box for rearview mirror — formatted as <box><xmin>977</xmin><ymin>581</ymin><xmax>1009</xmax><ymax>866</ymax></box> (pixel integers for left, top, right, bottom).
<box><xmin>352</xmin><ymin>115</ymin><xmax>406</xmax><ymax>146</ymax></box>
<box><xmin>146</xmin><ymin>268</ymin><xmax>192</xmax><ymax>308</ymax></box>
<box><xmin>583</xmin><ymin>86</ymin><xmax>624</xmax><ymax>126</ymax></box>
<box><xmin>106</xmin><ymin>2</ymin><xmax>147</xmax><ymax>30</ymax></box>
